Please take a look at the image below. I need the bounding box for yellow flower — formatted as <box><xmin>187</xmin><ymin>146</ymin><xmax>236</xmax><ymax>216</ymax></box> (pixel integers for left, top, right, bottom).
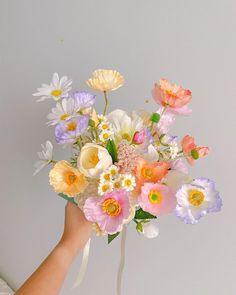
<box><xmin>49</xmin><ymin>161</ymin><xmax>88</xmax><ymax>197</ymax></box>
<box><xmin>86</xmin><ymin>69</ymin><xmax>124</xmax><ymax>92</ymax></box>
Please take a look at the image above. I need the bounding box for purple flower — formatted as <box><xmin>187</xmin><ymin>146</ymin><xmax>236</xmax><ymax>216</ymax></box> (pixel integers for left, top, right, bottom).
<box><xmin>70</xmin><ymin>91</ymin><xmax>96</xmax><ymax>110</ymax></box>
<box><xmin>175</xmin><ymin>177</ymin><xmax>222</xmax><ymax>224</ymax></box>
<box><xmin>55</xmin><ymin>115</ymin><xmax>89</xmax><ymax>144</ymax></box>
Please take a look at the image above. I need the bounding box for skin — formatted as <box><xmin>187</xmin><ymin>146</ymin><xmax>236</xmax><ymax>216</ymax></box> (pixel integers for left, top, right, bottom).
<box><xmin>15</xmin><ymin>203</ymin><xmax>92</xmax><ymax>295</ymax></box>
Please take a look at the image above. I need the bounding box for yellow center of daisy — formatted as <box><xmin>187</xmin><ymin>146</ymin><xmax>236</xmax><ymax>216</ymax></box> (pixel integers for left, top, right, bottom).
<box><xmin>60</xmin><ymin>113</ymin><xmax>70</xmax><ymax>121</ymax></box>
<box><xmin>148</xmin><ymin>190</ymin><xmax>163</xmax><ymax>204</ymax></box>
<box><xmin>124</xmin><ymin>179</ymin><xmax>132</xmax><ymax>187</ymax></box>
<box><xmin>51</xmin><ymin>89</ymin><xmax>62</xmax><ymax>97</ymax></box>
<box><xmin>103</xmin><ymin>133</ymin><xmax>109</xmax><ymax>140</ymax></box>
<box><xmin>141</xmin><ymin>168</ymin><xmax>153</xmax><ymax>179</ymax></box>
<box><xmin>113</xmin><ymin>181</ymin><xmax>121</xmax><ymax>189</ymax></box>
<box><xmin>101</xmin><ymin>123</ymin><xmax>109</xmax><ymax>129</ymax></box>
<box><xmin>103</xmin><ymin>174</ymin><xmax>110</xmax><ymax>181</ymax></box>
<box><xmin>64</xmin><ymin>171</ymin><xmax>77</xmax><ymax>185</ymax></box>
<box><xmin>122</xmin><ymin>133</ymin><xmax>132</xmax><ymax>141</ymax></box>
<box><xmin>101</xmin><ymin>184</ymin><xmax>110</xmax><ymax>193</ymax></box>
<box><xmin>102</xmin><ymin>198</ymin><xmax>121</xmax><ymax>217</ymax></box>
<box><xmin>188</xmin><ymin>190</ymin><xmax>205</xmax><ymax>206</ymax></box>
<box><xmin>67</xmin><ymin>121</ymin><xmax>77</xmax><ymax>131</ymax></box>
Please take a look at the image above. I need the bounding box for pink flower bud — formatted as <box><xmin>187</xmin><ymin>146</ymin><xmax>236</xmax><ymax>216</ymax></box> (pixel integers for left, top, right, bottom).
<box><xmin>133</xmin><ymin>129</ymin><xmax>146</xmax><ymax>144</ymax></box>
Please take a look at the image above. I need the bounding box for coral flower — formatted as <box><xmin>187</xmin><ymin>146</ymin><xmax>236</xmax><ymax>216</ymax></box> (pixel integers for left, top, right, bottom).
<box><xmin>181</xmin><ymin>135</ymin><xmax>209</xmax><ymax>165</ymax></box>
<box><xmin>138</xmin><ymin>182</ymin><xmax>176</xmax><ymax>216</ymax></box>
<box><xmin>152</xmin><ymin>79</ymin><xmax>192</xmax><ymax>109</ymax></box>
<box><xmin>86</xmin><ymin>69</ymin><xmax>124</xmax><ymax>92</ymax></box>
<box><xmin>49</xmin><ymin>161</ymin><xmax>88</xmax><ymax>197</ymax></box>
<box><xmin>83</xmin><ymin>190</ymin><xmax>132</xmax><ymax>234</ymax></box>
<box><xmin>134</xmin><ymin>157</ymin><xmax>169</xmax><ymax>192</ymax></box>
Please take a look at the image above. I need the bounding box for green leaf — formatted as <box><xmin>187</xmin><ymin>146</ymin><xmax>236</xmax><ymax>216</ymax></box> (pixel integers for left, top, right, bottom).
<box><xmin>150</xmin><ymin>113</ymin><xmax>160</xmax><ymax>123</ymax></box>
<box><xmin>89</xmin><ymin>119</ymin><xmax>96</xmax><ymax>127</ymax></box>
<box><xmin>106</xmin><ymin>139</ymin><xmax>118</xmax><ymax>163</ymax></box>
<box><xmin>135</xmin><ymin>208</ymin><xmax>157</xmax><ymax>220</ymax></box>
<box><xmin>136</xmin><ymin>222</ymin><xmax>143</xmax><ymax>233</ymax></box>
<box><xmin>191</xmin><ymin>149</ymin><xmax>199</xmax><ymax>160</ymax></box>
<box><xmin>58</xmin><ymin>193</ymin><xmax>77</xmax><ymax>205</ymax></box>
<box><xmin>108</xmin><ymin>232</ymin><xmax>120</xmax><ymax>244</ymax></box>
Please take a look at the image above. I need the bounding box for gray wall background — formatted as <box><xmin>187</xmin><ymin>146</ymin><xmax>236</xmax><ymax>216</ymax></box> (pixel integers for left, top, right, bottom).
<box><xmin>0</xmin><ymin>0</ymin><xmax>235</xmax><ymax>294</ymax></box>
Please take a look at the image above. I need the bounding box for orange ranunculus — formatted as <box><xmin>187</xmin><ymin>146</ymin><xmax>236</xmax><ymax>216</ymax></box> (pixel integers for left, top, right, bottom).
<box><xmin>134</xmin><ymin>157</ymin><xmax>169</xmax><ymax>193</ymax></box>
<box><xmin>152</xmin><ymin>79</ymin><xmax>192</xmax><ymax>109</ymax></box>
<box><xmin>181</xmin><ymin>135</ymin><xmax>209</xmax><ymax>165</ymax></box>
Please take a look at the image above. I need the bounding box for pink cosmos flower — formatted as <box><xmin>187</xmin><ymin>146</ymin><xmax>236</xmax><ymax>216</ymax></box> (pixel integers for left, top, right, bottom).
<box><xmin>138</xmin><ymin>183</ymin><xmax>176</xmax><ymax>216</ymax></box>
<box><xmin>152</xmin><ymin>79</ymin><xmax>192</xmax><ymax>109</ymax></box>
<box><xmin>181</xmin><ymin>135</ymin><xmax>209</xmax><ymax>165</ymax></box>
<box><xmin>83</xmin><ymin>189</ymin><xmax>131</xmax><ymax>234</ymax></box>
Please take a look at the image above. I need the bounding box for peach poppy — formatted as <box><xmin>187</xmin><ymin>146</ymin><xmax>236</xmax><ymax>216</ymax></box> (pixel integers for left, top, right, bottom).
<box><xmin>134</xmin><ymin>157</ymin><xmax>169</xmax><ymax>192</ymax></box>
<box><xmin>152</xmin><ymin>79</ymin><xmax>192</xmax><ymax>109</ymax></box>
<box><xmin>181</xmin><ymin>135</ymin><xmax>209</xmax><ymax>165</ymax></box>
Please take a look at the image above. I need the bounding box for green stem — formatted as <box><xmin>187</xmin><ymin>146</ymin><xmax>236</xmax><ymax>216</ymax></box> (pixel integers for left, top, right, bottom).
<box><xmin>103</xmin><ymin>91</ymin><xmax>108</xmax><ymax>115</ymax></box>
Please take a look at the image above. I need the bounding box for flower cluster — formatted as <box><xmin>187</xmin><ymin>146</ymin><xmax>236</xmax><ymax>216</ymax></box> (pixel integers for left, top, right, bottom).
<box><xmin>33</xmin><ymin>70</ymin><xmax>222</xmax><ymax>241</ymax></box>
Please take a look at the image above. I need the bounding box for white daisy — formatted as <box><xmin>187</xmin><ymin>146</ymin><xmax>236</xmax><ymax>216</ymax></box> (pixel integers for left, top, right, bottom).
<box><xmin>33</xmin><ymin>73</ymin><xmax>72</xmax><ymax>102</ymax></box>
<box><xmin>169</xmin><ymin>141</ymin><xmax>179</xmax><ymax>159</ymax></box>
<box><xmin>47</xmin><ymin>97</ymin><xmax>76</xmax><ymax>125</ymax></box>
<box><xmin>33</xmin><ymin>141</ymin><xmax>53</xmax><ymax>176</ymax></box>
<box><xmin>99</xmin><ymin>171</ymin><xmax>111</xmax><ymax>183</ymax></box>
<box><xmin>108</xmin><ymin>165</ymin><xmax>119</xmax><ymax>178</ymax></box>
<box><xmin>99</xmin><ymin>130</ymin><xmax>114</xmax><ymax>142</ymax></box>
<box><xmin>98</xmin><ymin>121</ymin><xmax>110</xmax><ymax>131</ymax></box>
<box><xmin>98</xmin><ymin>182</ymin><xmax>113</xmax><ymax>196</ymax></box>
<box><xmin>122</xmin><ymin>174</ymin><xmax>136</xmax><ymax>191</ymax></box>
<box><xmin>97</xmin><ymin>114</ymin><xmax>107</xmax><ymax>122</ymax></box>
<box><xmin>112</xmin><ymin>178</ymin><xmax>122</xmax><ymax>190</ymax></box>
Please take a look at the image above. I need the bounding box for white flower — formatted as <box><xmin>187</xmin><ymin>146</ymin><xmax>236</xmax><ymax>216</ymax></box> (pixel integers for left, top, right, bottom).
<box><xmin>33</xmin><ymin>73</ymin><xmax>72</xmax><ymax>102</ymax></box>
<box><xmin>98</xmin><ymin>182</ymin><xmax>113</xmax><ymax>195</ymax></box>
<box><xmin>98</xmin><ymin>121</ymin><xmax>110</xmax><ymax>130</ymax></box>
<box><xmin>122</xmin><ymin>174</ymin><xmax>136</xmax><ymax>191</ymax></box>
<box><xmin>164</xmin><ymin>170</ymin><xmax>192</xmax><ymax>191</ymax></box>
<box><xmin>99</xmin><ymin>130</ymin><xmax>114</xmax><ymax>142</ymax></box>
<box><xmin>142</xmin><ymin>222</ymin><xmax>159</xmax><ymax>239</ymax></box>
<box><xmin>77</xmin><ymin>143</ymin><xmax>113</xmax><ymax>178</ymax></box>
<box><xmin>169</xmin><ymin>141</ymin><xmax>178</xmax><ymax>159</ymax></box>
<box><xmin>108</xmin><ymin>165</ymin><xmax>119</xmax><ymax>178</ymax></box>
<box><xmin>97</xmin><ymin>114</ymin><xmax>107</xmax><ymax>122</ymax></box>
<box><xmin>107</xmin><ymin>109</ymin><xmax>143</xmax><ymax>143</ymax></box>
<box><xmin>143</xmin><ymin>144</ymin><xmax>159</xmax><ymax>162</ymax></box>
<box><xmin>47</xmin><ymin>97</ymin><xmax>77</xmax><ymax>125</ymax></box>
<box><xmin>112</xmin><ymin>178</ymin><xmax>122</xmax><ymax>190</ymax></box>
<box><xmin>100</xmin><ymin>171</ymin><xmax>111</xmax><ymax>182</ymax></box>
<box><xmin>33</xmin><ymin>141</ymin><xmax>53</xmax><ymax>176</ymax></box>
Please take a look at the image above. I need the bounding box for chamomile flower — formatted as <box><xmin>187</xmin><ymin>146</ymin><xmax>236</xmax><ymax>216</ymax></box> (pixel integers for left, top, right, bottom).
<box><xmin>99</xmin><ymin>130</ymin><xmax>114</xmax><ymax>142</ymax></box>
<box><xmin>98</xmin><ymin>182</ymin><xmax>113</xmax><ymax>196</ymax></box>
<box><xmin>97</xmin><ymin>114</ymin><xmax>107</xmax><ymax>122</ymax></box>
<box><xmin>112</xmin><ymin>178</ymin><xmax>122</xmax><ymax>190</ymax></box>
<box><xmin>169</xmin><ymin>141</ymin><xmax>179</xmax><ymax>159</ymax></box>
<box><xmin>108</xmin><ymin>165</ymin><xmax>119</xmax><ymax>178</ymax></box>
<box><xmin>100</xmin><ymin>171</ymin><xmax>111</xmax><ymax>182</ymax></box>
<box><xmin>99</xmin><ymin>121</ymin><xmax>110</xmax><ymax>131</ymax></box>
<box><xmin>33</xmin><ymin>141</ymin><xmax>53</xmax><ymax>176</ymax></box>
<box><xmin>47</xmin><ymin>97</ymin><xmax>76</xmax><ymax>125</ymax></box>
<box><xmin>33</xmin><ymin>73</ymin><xmax>72</xmax><ymax>102</ymax></box>
<box><xmin>122</xmin><ymin>174</ymin><xmax>136</xmax><ymax>191</ymax></box>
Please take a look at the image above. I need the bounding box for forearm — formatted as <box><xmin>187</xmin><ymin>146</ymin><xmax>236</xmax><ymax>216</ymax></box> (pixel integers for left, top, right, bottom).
<box><xmin>15</xmin><ymin>242</ymin><xmax>77</xmax><ymax>295</ymax></box>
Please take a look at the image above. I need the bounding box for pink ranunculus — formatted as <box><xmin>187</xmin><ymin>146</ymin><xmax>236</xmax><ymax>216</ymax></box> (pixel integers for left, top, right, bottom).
<box><xmin>83</xmin><ymin>189</ymin><xmax>131</xmax><ymax>234</ymax></box>
<box><xmin>181</xmin><ymin>135</ymin><xmax>209</xmax><ymax>165</ymax></box>
<box><xmin>152</xmin><ymin>79</ymin><xmax>192</xmax><ymax>109</ymax></box>
<box><xmin>138</xmin><ymin>182</ymin><xmax>176</xmax><ymax>216</ymax></box>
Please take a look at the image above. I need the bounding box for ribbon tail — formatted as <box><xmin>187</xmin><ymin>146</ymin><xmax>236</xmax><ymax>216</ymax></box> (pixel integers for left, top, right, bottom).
<box><xmin>116</xmin><ymin>226</ymin><xmax>127</xmax><ymax>295</ymax></box>
<box><xmin>72</xmin><ymin>238</ymin><xmax>91</xmax><ymax>289</ymax></box>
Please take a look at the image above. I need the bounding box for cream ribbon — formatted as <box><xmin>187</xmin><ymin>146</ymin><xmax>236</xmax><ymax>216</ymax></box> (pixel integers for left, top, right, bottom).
<box><xmin>72</xmin><ymin>238</ymin><xmax>91</xmax><ymax>289</ymax></box>
<box><xmin>116</xmin><ymin>226</ymin><xmax>127</xmax><ymax>295</ymax></box>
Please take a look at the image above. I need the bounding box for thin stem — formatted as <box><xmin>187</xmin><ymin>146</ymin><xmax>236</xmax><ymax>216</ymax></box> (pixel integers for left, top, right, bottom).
<box><xmin>103</xmin><ymin>91</ymin><xmax>108</xmax><ymax>115</ymax></box>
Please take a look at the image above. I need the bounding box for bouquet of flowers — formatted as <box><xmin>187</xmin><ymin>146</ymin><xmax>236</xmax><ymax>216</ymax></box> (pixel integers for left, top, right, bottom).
<box><xmin>33</xmin><ymin>70</ymin><xmax>222</xmax><ymax>241</ymax></box>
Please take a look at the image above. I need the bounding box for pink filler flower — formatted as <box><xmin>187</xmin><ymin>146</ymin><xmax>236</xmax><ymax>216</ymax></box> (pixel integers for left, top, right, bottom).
<box><xmin>83</xmin><ymin>189</ymin><xmax>131</xmax><ymax>234</ymax></box>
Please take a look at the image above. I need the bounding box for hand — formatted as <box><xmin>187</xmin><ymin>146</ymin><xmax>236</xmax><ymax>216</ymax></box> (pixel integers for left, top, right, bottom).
<box><xmin>59</xmin><ymin>202</ymin><xmax>92</xmax><ymax>255</ymax></box>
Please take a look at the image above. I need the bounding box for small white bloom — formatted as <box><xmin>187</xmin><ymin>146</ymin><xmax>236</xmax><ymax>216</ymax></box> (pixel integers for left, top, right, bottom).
<box><xmin>99</xmin><ymin>130</ymin><xmax>114</xmax><ymax>142</ymax></box>
<box><xmin>169</xmin><ymin>141</ymin><xmax>179</xmax><ymax>159</ymax></box>
<box><xmin>108</xmin><ymin>165</ymin><xmax>119</xmax><ymax>178</ymax></box>
<box><xmin>100</xmin><ymin>171</ymin><xmax>111</xmax><ymax>183</ymax></box>
<box><xmin>98</xmin><ymin>121</ymin><xmax>110</xmax><ymax>130</ymax></box>
<box><xmin>97</xmin><ymin>114</ymin><xmax>107</xmax><ymax>122</ymax></box>
<box><xmin>142</xmin><ymin>222</ymin><xmax>159</xmax><ymax>239</ymax></box>
<box><xmin>33</xmin><ymin>73</ymin><xmax>72</xmax><ymax>102</ymax></box>
<box><xmin>98</xmin><ymin>182</ymin><xmax>113</xmax><ymax>195</ymax></box>
<box><xmin>33</xmin><ymin>141</ymin><xmax>53</xmax><ymax>176</ymax></box>
<box><xmin>112</xmin><ymin>178</ymin><xmax>122</xmax><ymax>190</ymax></box>
<box><xmin>122</xmin><ymin>174</ymin><xmax>136</xmax><ymax>191</ymax></box>
<box><xmin>47</xmin><ymin>97</ymin><xmax>77</xmax><ymax>125</ymax></box>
